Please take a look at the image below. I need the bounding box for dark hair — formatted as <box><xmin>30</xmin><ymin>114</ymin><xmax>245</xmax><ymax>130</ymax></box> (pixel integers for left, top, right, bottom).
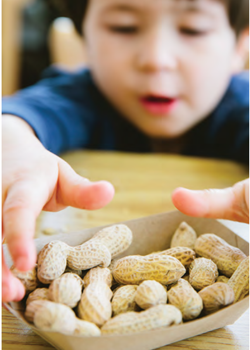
<box><xmin>52</xmin><ymin>0</ymin><xmax>249</xmax><ymax>37</ymax></box>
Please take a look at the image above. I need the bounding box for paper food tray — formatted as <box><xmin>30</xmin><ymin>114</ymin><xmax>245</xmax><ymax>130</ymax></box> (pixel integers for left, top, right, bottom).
<box><xmin>3</xmin><ymin>210</ymin><xmax>249</xmax><ymax>350</ymax></box>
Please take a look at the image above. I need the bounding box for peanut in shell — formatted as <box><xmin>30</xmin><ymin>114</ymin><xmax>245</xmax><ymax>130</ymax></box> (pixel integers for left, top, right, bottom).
<box><xmin>194</xmin><ymin>234</ymin><xmax>246</xmax><ymax>277</ymax></box>
<box><xmin>113</xmin><ymin>254</ymin><xmax>186</xmax><ymax>285</ymax></box>
<box><xmin>170</xmin><ymin>221</ymin><xmax>197</xmax><ymax>249</ymax></box>
<box><xmin>189</xmin><ymin>257</ymin><xmax>218</xmax><ymax>290</ymax></box>
<box><xmin>168</xmin><ymin>278</ymin><xmax>203</xmax><ymax>320</ymax></box>
<box><xmin>198</xmin><ymin>282</ymin><xmax>235</xmax><ymax>314</ymax></box>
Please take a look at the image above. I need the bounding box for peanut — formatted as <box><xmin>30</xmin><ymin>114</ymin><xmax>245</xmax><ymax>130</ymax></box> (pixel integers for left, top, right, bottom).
<box><xmin>135</xmin><ymin>280</ymin><xmax>167</xmax><ymax>309</ymax></box>
<box><xmin>78</xmin><ymin>267</ymin><xmax>113</xmax><ymax>326</ymax></box>
<box><xmin>26</xmin><ymin>288</ymin><xmax>49</xmax><ymax>306</ymax></box>
<box><xmin>112</xmin><ymin>285</ymin><xmax>138</xmax><ymax>316</ymax></box>
<box><xmin>216</xmin><ymin>275</ymin><xmax>229</xmax><ymax>284</ymax></box>
<box><xmin>167</xmin><ymin>278</ymin><xmax>203</xmax><ymax>320</ymax></box>
<box><xmin>228</xmin><ymin>256</ymin><xmax>249</xmax><ymax>302</ymax></box>
<box><xmin>26</xmin><ymin>300</ymin><xmax>101</xmax><ymax>336</ymax></box>
<box><xmin>170</xmin><ymin>222</ymin><xmax>197</xmax><ymax>249</ymax></box>
<box><xmin>198</xmin><ymin>282</ymin><xmax>235</xmax><ymax>314</ymax></box>
<box><xmin>151</xmin><ymin>247</ymin><xmax>196</xmax><ymax>268</ymax></box>
<box><xmin>195</xmin><ymin>234</ymin><xmax>246</xmax><ymax>277</ymax></box>
<box><xmin>189</xmin><ymin>257</ymin><xmax>218</xmax><ymax>290</ymax></box>
<box><xmin>101</xmin><ymin>304</ymin><xmax>182</xmax><ymax>334</ymax></box>
<box><xmin>25</xmin><ymin>299</ymin><xmax>49</xmax><ymax>323</ymax></box>
<box><xmin>37</xmin><ymin>240</ymin><xmax>111</xmax><ymax>284</ymax></box>
<box><xmin>10</xmin><ymin>265</ymin><xmax>38</xmax><ymax>293</ymax></box>
<box><xmin>83</xmin><ymin>266</ymin><xmax>112</xmax><ymax>287</ymax></box>
<box><xmin>112</xmin><ymin>254</ymin><xmax>186</xmax><ymax>285</ymax></box>
<box><xmin>90</xmin><ymin>224</ymin><xmax>133</xmax><ymax>258</ymax></box>
<box><xmin>48</xmin><ymin>273</ymin><xmax>83</xmax><ymax>308</ymax></box>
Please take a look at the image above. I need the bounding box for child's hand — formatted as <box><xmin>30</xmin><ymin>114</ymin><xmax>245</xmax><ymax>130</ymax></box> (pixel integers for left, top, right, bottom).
<box><xmin>172</xmin><ymin>178</ymin><xmax>249</xmax><ymax>223</ymax></box>
<box><xmin>2</xmin><ymin>116</ymin><xmax>115</xmax><ymax>303</ymax></box>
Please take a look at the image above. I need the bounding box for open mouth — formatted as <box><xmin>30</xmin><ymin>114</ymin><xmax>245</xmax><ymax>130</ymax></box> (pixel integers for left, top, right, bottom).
<box><xmin>140</xmin><ymin>95</ymin><xmax>177</xmax><ymax>116</ymax></box>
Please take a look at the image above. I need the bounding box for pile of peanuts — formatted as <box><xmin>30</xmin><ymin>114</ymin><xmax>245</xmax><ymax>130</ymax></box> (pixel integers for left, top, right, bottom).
<box><xmin>11</xmin><ymin>222</ymin><xmax>249</xmax><ymax>337</ymax></box>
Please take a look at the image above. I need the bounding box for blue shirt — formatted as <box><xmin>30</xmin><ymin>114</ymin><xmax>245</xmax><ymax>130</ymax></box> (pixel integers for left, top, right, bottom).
<box><xmin>2</xmin><ymin>66</ymin><xmax>249</xmax><ymax>164</ymax></box>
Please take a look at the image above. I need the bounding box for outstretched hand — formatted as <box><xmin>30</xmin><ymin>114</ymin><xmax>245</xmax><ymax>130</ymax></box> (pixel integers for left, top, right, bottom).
<box><xmin>172</xmin><ymin>178</ymin><xmax>249</xmax><ymax>223</ymax></box>
<box><xmin>2</xmin><ymin>116</ymin><xmax>115</xmax><ymax>303</ymax></box>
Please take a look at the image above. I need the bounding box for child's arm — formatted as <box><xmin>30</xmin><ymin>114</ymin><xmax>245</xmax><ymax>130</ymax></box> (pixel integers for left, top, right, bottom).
<box><xmin>2</xmin><ymin>115</ymin><xmax>115</xmax><ymax>302</ymax></box>
<box><xmin>172</xmin><ymin>178</ymin><xmax>249</xmax><ymax>223</ymax></box>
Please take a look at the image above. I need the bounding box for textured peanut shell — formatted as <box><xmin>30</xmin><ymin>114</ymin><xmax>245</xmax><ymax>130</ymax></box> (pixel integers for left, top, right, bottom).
<box><xmin>78</xmin><ymin>282</ymin><xmax>113</xmax><ymax>327</ymax></box>
<box><xmin>74</xmin><ymin>319</ymin><xmax>101</xmax><ymax>336</ymax></box>
<box><xmin>27</xmin><ymin>300</ymin><xmax>100</xmax><ymax>336</ymax></box>
<box><xmin>216</xmin><ymin>275</ymin><xmax>229</xmax><ymax>283</ymax></box>
<box><xmin>113</xmin><ymin>254</ymin><xmax>186</xmax><ymax>285</ymax></box>
<box><xmin>189</xmin><ymin>257</ymin><xmax>218</xmax><ymax>290</ymax></box>
<box><xmin>135</xmin><ymin>280</ymin><xmax>167</xmax><ymax>309</ymax></box>
<box><xmin>10</xmin><ymin>265</ymin><xmax>38</xmax><ymax>293</ymax></box>
<box><xmin>25</xmin><ymin>299</ymin><xmax>51</xmax><ymax>323</ymax></box>
<box><xmin>101</xmin><ymin>304</ymin><xmax>182</xmax><ymax>335</ymax></box>
<box><xmin>37</xmin><ymin>240</ymin><xmax>111</xmax><ymax>284</ymax></box>
<box><xmin>48</xmin><ymin>273</ymin><xmax>83</xmax><ymax>308</ymax></box>
<box><xmin>26</xmin><ymin>288</ymin><xmax>49</xmax><ymax>306</ymax></box>
<box><xmin>34</xmin><ymin>301</ymin><xmax>77</xmax><ymax>335</ymax></box>
<box><xmin>67</xmin><ymin>241</ymin><xmax>111</xmax><ymax>270</ymax></box>
<box><xmin>37</xmin><ymin>241</ymin><xmax>70</xmax><ymax>284</ymax></box>
<box><xmin>152</xmin><ymin>247</ymin><xmax>196</xmax><ymax>268</ymax></box>
<box><xmin>170</xmin><ymin>222</ymin><xmax>197</xmax><ymax>249</ymax></box>
<box><xmin>167</xmin><ymin>278</ymin><xmax>203</xmax><ymax>320</ymax></box>
<box><xmin>90</xmin><ymin>224</ymin><xmax>133</xmax><ymax>258</ymax></box>
<box><xmin>228</xmin><ymin>256</ymin><xmax>249</xmax><ymax>302</ymax></box>
<box><xmin>83</xmin><ymin>267</ymin><xmax>112</xmax><ymax>288</ymax></box>
<box><xmin>195</xmin><ymin>234</ymin><xmax>246</xmax><ymax>277</ymax></box>
<box><xmin>198</xmin><ymin>282</ymin><xmax>235</xmax><ymax>314</ymax></box>
<box><xmin>112</xmin><ymin>285</ymin><xmax>138</xmax><ymax>316</ymax></box>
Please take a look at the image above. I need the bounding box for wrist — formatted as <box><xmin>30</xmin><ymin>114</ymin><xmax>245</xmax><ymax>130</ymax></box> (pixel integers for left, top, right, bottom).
<box><xmin>2</xmin><ymin>115</ymin><xmax>35</xmax><ymax>136</ymax></box>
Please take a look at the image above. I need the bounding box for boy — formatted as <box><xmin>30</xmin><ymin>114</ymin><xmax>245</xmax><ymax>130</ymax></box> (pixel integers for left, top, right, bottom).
<box><xmin>2</xmin><ymin>0</ymin><xmax>249</xmax><ymax>302</ymax></box>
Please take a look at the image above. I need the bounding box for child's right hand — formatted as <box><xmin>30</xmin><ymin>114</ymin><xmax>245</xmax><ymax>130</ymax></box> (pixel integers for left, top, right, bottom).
<box><xmin>2</xmin><ymin>116</ymin><xmax>115</xmax><ymax>303</ymax></box>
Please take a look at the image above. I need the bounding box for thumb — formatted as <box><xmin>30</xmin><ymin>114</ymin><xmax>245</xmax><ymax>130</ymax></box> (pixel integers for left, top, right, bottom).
<box><xmin>171</xmin><ymin>179</ymin><xmax>249</xmax><ymax>223</ymax></box>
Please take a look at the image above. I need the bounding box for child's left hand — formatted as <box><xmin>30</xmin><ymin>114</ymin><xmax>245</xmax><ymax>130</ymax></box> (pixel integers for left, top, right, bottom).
<box><xmin>172</xmin><ymin>178</ymin><xmax>249</xmax><ymax>223</ymax></box>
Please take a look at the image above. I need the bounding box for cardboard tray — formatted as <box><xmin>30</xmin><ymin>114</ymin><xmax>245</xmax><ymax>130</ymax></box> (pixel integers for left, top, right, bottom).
<box><xmin>3</xmin><ymin>210</ymin><xmax>249</xmax><ymax>350</ymax></box>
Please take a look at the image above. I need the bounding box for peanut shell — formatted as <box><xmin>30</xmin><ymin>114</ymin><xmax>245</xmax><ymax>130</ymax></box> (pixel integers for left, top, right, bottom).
<box><xmin>170</xmin><ymin>222</ymin><xmax>197</xmax><ymax>249</ymax></box>
<box><xmin>167</xmin><ymin>278</ymin><xmax>203</xmax><ymax>320</ymax></box>
<box><xmin>198</xmin><ymin>282</ymin><xmax>235</xmax><ymax>314</ymax></box>
<box><xmin>135</xmin><ymin>280</ymin><xmax>167</xmax><ymax>309</ymax></box>
<box><xmin>195</xmin><ymin>234</ymin><xmax>246</xmax><ymax>277</ymax></box>
<box><xmin>189</xmin><ymin>257</ymin><xmax>218</xmax><ymax>290</ymax></box>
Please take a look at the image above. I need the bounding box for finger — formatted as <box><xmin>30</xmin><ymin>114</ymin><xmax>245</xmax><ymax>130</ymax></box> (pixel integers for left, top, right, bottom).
<box><xmin>171</xmin><ymin>180</ymin><xmax>249</xmax><ymax>223</ymax></box>
<box><xmin>2</xmin><ymin>251</ymin><xmax>25</xmax><ymax>302</ymax></box>
<box><xmin>3</xmin><ymin>180</ymin><xmax>49</xmax><ymax>271</ymax></box>
<box><xmin>54</xmin><ymin>160</ymin><xmax>115</xmax><ymax>210</ymax></box>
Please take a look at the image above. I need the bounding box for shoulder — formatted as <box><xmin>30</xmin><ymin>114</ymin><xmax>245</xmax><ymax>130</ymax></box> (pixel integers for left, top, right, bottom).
<box><xmin>223</xmin><ymin>71</ymin><xmax>249</xmax><ymax>109</ymax></box>
<box><xmin>36</xmin><ymin>65</ymin><xmax>94</xmax><ymax>96</ymax></box>
<box><xmin>210</xmin><ymin>71</ymin><xmax>249</xmax><ymax>126</ymax></box>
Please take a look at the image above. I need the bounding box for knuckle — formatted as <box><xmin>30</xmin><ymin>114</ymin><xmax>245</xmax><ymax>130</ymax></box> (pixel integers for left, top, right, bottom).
<box><xmin>3</xmin><ymin>198</ymin><xmax>30</xmax><ymax>215</ymax></box>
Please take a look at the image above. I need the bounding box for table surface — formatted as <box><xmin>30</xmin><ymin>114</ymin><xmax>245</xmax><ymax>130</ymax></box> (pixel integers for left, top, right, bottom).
<box><xmin>2</xmin><ymin>151</ymin><xmax>249</xmax><ymax>350</ymax></box>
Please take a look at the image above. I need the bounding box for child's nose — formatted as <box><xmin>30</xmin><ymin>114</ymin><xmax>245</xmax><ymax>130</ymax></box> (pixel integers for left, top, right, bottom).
<box><xmin>135</xmin><ymin>28</ymin><xmax>178</xmax><ymax>73</ymax></box>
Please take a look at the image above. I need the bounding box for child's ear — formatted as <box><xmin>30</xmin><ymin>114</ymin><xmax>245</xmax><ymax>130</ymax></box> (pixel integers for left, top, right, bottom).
<box><xmin>231</xmin><ymin>27</ymin><xmax>249</xmax><ymax>73</ymax></box>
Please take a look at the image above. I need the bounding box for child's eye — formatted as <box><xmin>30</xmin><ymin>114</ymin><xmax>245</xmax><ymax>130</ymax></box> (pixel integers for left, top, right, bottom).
<box><xmin>180</xmin><ymin>27</ymin><xmax>208</xmax><ymax>36</ymax></box>
<box><xmin>108</xmin><ymin>26</ymin><xmax>138</xmax><ymax>34</ymax></box>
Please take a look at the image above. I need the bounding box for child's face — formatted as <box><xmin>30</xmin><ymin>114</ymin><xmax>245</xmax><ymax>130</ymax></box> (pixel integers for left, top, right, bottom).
<box><xmin>84</xmin><ymin>0</ymin><xmax>241</xmax><ymax>138</ymax></box>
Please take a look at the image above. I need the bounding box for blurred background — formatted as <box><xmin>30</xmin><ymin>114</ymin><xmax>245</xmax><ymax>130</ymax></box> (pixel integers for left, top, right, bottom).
<box><xmin>2</xmin><ymin>0</ymin><xmax>249</xmax><ymax>97</ymax></box>
<box><xmin>2</xmin><ymin>0</ymin><xmax>88</xmax><ymax>96</ymax></box>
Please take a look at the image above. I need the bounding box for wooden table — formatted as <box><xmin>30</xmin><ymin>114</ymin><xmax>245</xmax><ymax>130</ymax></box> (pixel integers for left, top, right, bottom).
<box><xmin>2</xmin><ymin>151</ymin><xmax>249</xmax><ymax>350</ymax></box>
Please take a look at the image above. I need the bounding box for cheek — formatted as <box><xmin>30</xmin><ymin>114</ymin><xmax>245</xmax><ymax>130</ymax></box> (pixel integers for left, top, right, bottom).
<box><xmin>183</xmin><ymin>48</ymin><xmax>233</xmax><ymax>112</ymax></box>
